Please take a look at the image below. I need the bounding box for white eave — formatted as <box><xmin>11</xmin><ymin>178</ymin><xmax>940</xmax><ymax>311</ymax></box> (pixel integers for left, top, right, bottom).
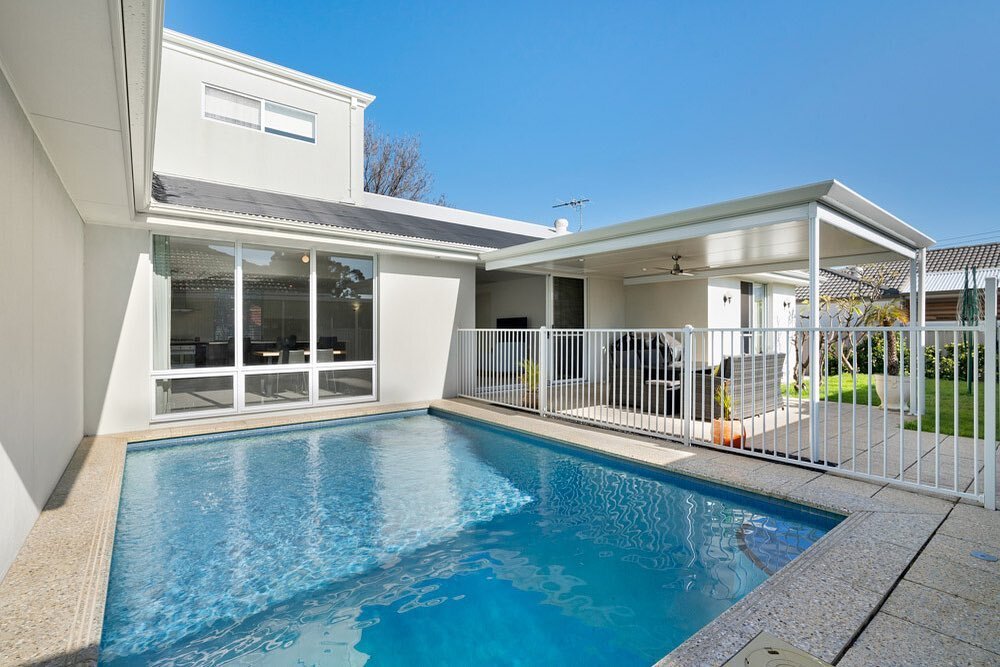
<box><xmin>0</xmin><ymin>0</ymin><xmax>162</xmax><ymax>224</ymax></box>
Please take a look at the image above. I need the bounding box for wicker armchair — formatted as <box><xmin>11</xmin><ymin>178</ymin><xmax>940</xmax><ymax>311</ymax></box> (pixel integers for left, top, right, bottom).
<box><xmin>606</xmin><ymin>332</ymin><xmax>683</xmax><ymax>412</ymax></box>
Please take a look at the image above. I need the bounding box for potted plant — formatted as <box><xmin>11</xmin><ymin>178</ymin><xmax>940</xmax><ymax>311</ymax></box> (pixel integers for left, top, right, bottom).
<box><xmin>712</xmin><ymin>381</ymin><xmax>744</xmax><ymax>447</ymax></box>
<box><xmin>866</xmin><ymin>301</ymin><xmax>911</xmax><ymax>410</ymax></box>
<box><xmin>518</xmin><ymin>358</ymin><xmax>540</xmax><ymax>409</ymax></box>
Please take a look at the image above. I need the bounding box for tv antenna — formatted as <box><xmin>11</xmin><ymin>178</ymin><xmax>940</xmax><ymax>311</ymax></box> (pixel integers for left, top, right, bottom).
<box><xmin>553</xmin><ymin>197</ymin><xmax>590</xmax><ymax>232</ymax></box>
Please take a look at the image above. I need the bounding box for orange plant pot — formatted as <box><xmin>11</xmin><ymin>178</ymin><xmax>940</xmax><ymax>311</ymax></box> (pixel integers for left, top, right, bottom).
<box><xmin>712</xmin><ymin>419</ymin><xmax>744</xmax><ymax>448</ymax></box>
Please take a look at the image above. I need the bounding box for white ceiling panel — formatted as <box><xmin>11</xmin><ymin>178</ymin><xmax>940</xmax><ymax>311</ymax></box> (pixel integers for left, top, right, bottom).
<box><xmin>31</xmin><ymin>114</ymin><xmax>129</xmax><ymax>207</ymax></box>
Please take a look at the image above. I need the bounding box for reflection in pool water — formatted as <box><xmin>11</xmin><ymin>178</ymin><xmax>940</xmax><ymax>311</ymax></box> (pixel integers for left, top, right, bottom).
<box><xmin>101</xmin><ymin>411</ymin><xmax>838</xmax><ymax>666</ymax></box>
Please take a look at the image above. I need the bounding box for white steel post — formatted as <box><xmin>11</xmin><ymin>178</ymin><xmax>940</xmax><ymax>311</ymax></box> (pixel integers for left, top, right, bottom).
<box><xmin>909</xmin><ymin>257</ymin><xmax>919</xmax><ymax>415</ymax></box>
<box><xmin>808</xmin><ymin>205</ymin><xmax>821</xmax><ymax>463</ymax></box>
<box><xmin>682</xmin><ymin>325</ymin><xmax>693</xmax><ymax>446</ymax></box>
<box><xmin>918</xmin><ymin>247</ymin><xmax>927</xmax><ymax>415</ymax></box>
<box><xmin>984</xmin><ymin>278</ymin><xmax>997</xmax><ymax>510</ymax></box>
<box><xmin>538</xmin><ymin>326</ymin><xmax>548</xmax><ymax>416</ymax></box>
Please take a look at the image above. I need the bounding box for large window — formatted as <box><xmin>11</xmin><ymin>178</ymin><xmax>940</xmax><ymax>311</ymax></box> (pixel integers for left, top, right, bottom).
<box><xmin>151</xmin><ymin>235</ymin><xmax>376</xmax><ymax>419</ymax></box>
<box><xmin>152</xmin><ymin>236</ymin><xmax>236</xmax><ymax>370</ymax></box>
<box><xmin>316</xmin><ymin>252</ymin><xmax>374</xmax><ymax>362</ymax></box>
<box><xmin>204</xmin><ymin>85</ymin><xmax>316</xmax><ymax>143</ymax></box>
<box><xmin>242</xmin><ymin>245</ymin><xmax>311</xmax><ymax>366</ymax></box>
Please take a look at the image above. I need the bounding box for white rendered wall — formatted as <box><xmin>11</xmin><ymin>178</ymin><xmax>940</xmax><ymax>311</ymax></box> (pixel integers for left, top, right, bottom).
<box><xmin>707</xmin><ymin>278</ymin><xmax>742</xmax><ymax>329</ymax></box>
<box><xmin>624</xmin><ymin>279</ymin><xmax>709</xmax><ymax>329</ymax></box>
<box><xmin>475</xmin><ymin>275</ymin><xmax>547</xmax><ymax>328</ymax></box>
<box><xmin>378</xmin><ymin>254</ymin><xmax>475</xmax><ymax>402</ymax></box>
<box><xmin>0</xmin><ymin>69</ymin><xmax>85</xmax><ymax>578</ymax></box>
<box><xmin>587</xmin><ymin>277</ymin><xmax>625</xmax><ymax>328</ymax></box>
<box><xmin>84</xmin><ymin>225</ymin><xmax>152</xmax><ymax>435</ymax></box>
<box><xmin>154</xmin><ymin>42</ymin><xmax>363</xmax><ymax>202</ymax></box>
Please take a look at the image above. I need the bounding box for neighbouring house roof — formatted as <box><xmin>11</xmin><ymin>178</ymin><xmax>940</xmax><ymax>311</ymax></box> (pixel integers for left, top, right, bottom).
<box><xmin>151</xmin><ymin>174</ymin><xmax>546</xmax><ymax>250</ymax></box>
<box><xmin>795</xmin><ymin>242</ymin><xmax>1000</xmax><ymax>301</ymax></box>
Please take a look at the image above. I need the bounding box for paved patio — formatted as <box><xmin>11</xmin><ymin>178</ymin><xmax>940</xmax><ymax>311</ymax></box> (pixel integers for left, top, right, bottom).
<box><xmin>0</xmin><ymin>398</ymin><xmax>997</xmax><ymax>666</ymax></box>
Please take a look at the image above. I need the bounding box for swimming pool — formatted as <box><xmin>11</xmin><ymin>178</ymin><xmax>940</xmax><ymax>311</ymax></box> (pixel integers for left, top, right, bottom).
<box><xmin>100</xmin><ymin>409</ymin><xmax>839</xmax><ymax>665</ymax></box>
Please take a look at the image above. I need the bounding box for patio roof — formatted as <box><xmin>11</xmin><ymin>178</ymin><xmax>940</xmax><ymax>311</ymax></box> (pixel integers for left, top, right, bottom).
<box><xmin>481</xmin><ymin>180</ymin><xmax>934</xmax><ymax>282</ymax></box>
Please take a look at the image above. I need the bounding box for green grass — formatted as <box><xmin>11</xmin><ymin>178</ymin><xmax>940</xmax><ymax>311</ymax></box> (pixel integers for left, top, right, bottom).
<box><xmin>783</xmin><ymin>373</ymin><xmax>998</xmax><ymax>438</ymax></box>
<box><xmin>782</xmin><ymin>373</ymin><xmax>879</xmax><ymax>406</ymax></box>
<box><xmin>905</xmin><ymin>379</ymin><xmax>999</xmax><ymax>439</ymax></box>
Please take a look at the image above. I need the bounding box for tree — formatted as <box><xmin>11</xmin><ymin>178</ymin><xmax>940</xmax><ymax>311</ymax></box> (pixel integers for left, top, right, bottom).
<box><xmin>864</xmin><ymin>301</ymin><xmax>909</xmax><ymax>375</ymax></box>
<box><xmin>792</xmin><ymin>264</ymin><xmax>906</xmax><ymax>389</ymax></box>
<box><xmin>364</xmin><ymin>121</ymin><xmax>447</xmax><ymax>204</ymax></box>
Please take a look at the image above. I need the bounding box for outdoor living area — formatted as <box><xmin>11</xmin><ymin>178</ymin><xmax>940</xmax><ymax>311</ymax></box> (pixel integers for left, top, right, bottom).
<box><xmin>459</xmin><ymin>181</ymin><xmax>999</xmax><ymax>508</ymax></box>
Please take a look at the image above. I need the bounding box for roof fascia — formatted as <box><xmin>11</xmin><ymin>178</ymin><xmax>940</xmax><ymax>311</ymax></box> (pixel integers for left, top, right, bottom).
<box><xmin>821</xmin><ymin>180</ymin><xmax>935</xmax><ymax>249</ymax></box>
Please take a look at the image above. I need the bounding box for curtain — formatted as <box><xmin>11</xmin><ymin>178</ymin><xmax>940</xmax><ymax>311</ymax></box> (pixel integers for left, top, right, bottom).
<box><xmin>152</xmin><ymin>235</ymin><xmax>172</xmax><ymax>373</ymax></box>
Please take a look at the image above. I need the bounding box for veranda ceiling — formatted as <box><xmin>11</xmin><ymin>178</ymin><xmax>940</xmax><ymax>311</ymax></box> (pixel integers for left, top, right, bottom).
<box><xmin>481</xmin><ymin>181</ymin><xmax>934</xmax><ymax>283</ymax></box>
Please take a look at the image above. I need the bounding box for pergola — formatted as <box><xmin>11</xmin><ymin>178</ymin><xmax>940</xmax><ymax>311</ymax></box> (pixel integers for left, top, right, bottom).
<box><xmin>480</xmin><ymin>180</ymin><xmax>936</xmax><ymax>461</ymax></box>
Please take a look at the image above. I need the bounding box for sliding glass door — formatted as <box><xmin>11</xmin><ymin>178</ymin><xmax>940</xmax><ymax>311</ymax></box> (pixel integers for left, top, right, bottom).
<box><xmin>150</xmin><ymin>235</ymin><xmax>377</xmax><ymax>419</ymax></box>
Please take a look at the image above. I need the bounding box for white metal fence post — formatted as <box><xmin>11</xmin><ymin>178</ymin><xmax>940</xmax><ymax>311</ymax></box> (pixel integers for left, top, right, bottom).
<box><xmin>909</xmin><ymin>257</ymin><xmax>920</xmax><ymax>415</ymax></box>
<box><xmin>538</xmin><ymin>326</ymin><xmax>548</xmax><ymax>417</ymax></box>
<box><xmin>682</xmin><ymin>325</ymin><xmax>693</xmax><ymax>446</ymax></box>
<box><xmin>984</xmin><ymin>278</ymin><xmax>997</xmax><ymax>510</ymax></box>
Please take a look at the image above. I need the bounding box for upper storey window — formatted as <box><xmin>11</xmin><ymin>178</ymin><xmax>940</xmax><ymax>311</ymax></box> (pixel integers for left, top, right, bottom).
<box><xmin>264</xmin><ymin>101</ymin><xmax>316</xmax><ymax>143</ymax></box>
<box><xmin>204</xmin><ymin>86</ymin><xmax>260</xmax><ymax>129</ymax></box>
<box><xmin>203</xmin><ymin>85</ymin><xmax>316</xmax><ymax>143</ymax></box>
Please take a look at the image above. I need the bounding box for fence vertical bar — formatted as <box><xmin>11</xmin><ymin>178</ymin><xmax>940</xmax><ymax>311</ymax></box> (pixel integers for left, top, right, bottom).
<box><xmin>984</xmin><ymin>278</ymin><xmax>997</xmax><ymax>510</ymax></box>
<box><xmin>538</xmin><ymin>327</ymin><xmax>548</xmax><ymax>416</ymax></box>
<box><xmin>682</xmin><ymin>325</ymin><xmax>693</xmax><ymax>446</ymax></box>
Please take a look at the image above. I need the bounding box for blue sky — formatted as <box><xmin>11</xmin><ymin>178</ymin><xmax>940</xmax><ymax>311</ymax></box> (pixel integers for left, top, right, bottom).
<box><xmin>166</xmin><ymin>1</ymin><xmax>999</xmax><ymax>244</ymax></box>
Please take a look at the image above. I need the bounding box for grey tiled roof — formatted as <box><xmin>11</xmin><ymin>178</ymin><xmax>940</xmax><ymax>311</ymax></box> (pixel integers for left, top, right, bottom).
<box><xmin>795</xmin><ymin>242</ymin><xmax>1000</xmax><ymax>301</ymax></box>
<box><xmin>152</xmin><ymin>174</ymin><xmax>546</xmax><ymax>250</ymax></box>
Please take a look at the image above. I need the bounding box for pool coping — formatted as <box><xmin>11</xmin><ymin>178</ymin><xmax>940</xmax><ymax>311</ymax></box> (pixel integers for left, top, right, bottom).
<box><xmin>0</xmin><ymin>398</ymin><xmax>955</xmax><ymax>666</ymax></box>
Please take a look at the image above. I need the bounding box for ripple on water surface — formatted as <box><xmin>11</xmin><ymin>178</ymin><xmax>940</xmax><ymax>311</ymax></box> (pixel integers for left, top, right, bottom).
<box><xmin>100</xmin><ymin>412</ymin><xmax>838</xmax><ymax>666</ymax></box>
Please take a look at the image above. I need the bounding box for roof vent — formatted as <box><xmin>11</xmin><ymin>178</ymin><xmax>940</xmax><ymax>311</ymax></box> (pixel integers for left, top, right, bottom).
<box><xmin>554</xmin><ymin>218</ymin><xmax>570</xmax><ymax>235</ymax></box>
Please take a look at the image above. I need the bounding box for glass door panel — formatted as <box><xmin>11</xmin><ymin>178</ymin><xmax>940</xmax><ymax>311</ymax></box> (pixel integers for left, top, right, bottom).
<box><xmin>242</xmin><ymin>245</ymin><xmax>311</xmax><ymax>366</ymax></box>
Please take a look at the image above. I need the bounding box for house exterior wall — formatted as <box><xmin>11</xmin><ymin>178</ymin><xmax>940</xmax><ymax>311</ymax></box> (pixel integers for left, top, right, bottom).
<box><xmin>378</xmin><ymin>254</ymin><xmax>475</xmax><ymax>402</ymax></box>
<box><xmin>154</xmin><ymin>36</ymin><xmax>364</xmax><ymax>203</ymax></box>
<box><xmin>475</xmin><ymin>275</ymin><xmax>547</xmax><ymax>329</ymax></box>
<box><xmin>587</xmin><ymin>277</ymin><xmax>626</xmax><ymax>328</ymax></box>
<box><xmin>82</xmin><ymin>226</ymin><xmax>475</xmax><ymax>435</ymax></box>
<box><xmin>623</xmin><ymin>279</ymin><xmax>709</xmax><ymax>329</ymax></box>
<box><xmin>0</xmin><ymin>69</ymin><xmax>85</xmax><ymax>578</ymax></box>
<box><xmin>83</xmin><ymin>225</ymin><xmax>152</xmax><ymax>435</ymax></box>
<box><xmin>706</xmin><ymin>278</ymin><xmax>741</xmax><ymax>329</ymax></box>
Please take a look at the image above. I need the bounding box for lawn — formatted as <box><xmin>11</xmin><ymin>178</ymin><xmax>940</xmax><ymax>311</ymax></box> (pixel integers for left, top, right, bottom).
<box><xmin>783</xmin><ymin>373</ymin><xmax>998</xmax><ymax>438</ymax></box>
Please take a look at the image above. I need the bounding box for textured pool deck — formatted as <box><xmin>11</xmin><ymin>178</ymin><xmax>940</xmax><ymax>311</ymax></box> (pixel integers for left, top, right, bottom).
<box><xmin>1</xmin><ymin>398</ymin><xmax>998</xmax><ymax>666</ymax></box>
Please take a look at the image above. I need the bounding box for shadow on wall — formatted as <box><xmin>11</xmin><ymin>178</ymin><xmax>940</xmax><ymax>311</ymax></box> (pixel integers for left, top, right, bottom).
<box><xmin>379</xmin><ymin>255</ymin><xmax>471</xmax><ymax>403</ymax></box>
<box><xmin>84</xmin><ymin>227</ymin><xmax>150</xmax><ymax>437</ymax></box>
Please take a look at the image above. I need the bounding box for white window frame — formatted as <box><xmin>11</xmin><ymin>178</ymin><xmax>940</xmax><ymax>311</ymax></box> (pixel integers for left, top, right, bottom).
<box><xmin>149</xmin><ymin>234</ymin><xmax>377</xmax><ymax>422</ymax></box>
<box><xmin>201</xmin><ymin>84</ymin><xmax>318</xmax><ymax>144</ymax></box>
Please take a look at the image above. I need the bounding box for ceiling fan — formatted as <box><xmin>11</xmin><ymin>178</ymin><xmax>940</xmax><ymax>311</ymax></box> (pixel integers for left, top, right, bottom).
<box><xmin>655</xmin><ymin>255</ymin><xmax>695</xmax><ymax>277</ymax></box>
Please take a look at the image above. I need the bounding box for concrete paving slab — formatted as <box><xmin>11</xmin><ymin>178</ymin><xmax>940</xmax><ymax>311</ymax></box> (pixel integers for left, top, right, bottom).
<box><xmin>882</xmin><ymin>580</ymin><xmax>1000</xmax><ymax>654</ymax></box>
<box><xmin>838</xmin><ymin>612</ymin><xmax>1000</xmax><ymax>667</ymax></box>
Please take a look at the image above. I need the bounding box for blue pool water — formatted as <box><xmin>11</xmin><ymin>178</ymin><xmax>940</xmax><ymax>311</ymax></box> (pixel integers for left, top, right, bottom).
<box><xmin>100</xmin><ymin>410</ymin><xmax>839</xmax><ymax>666</ymax></box>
